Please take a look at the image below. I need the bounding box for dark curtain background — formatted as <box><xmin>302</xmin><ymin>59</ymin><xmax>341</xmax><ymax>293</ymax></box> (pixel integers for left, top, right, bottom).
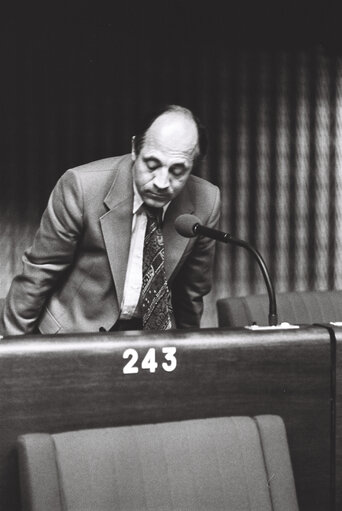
<box><xmin>1</xmin><ymin>1</ymin><xmax>341</xmax><ymax>326</ymax></box>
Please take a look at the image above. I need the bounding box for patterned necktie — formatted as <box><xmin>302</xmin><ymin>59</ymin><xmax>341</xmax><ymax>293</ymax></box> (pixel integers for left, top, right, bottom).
<box><xmin>141</xmin><ymin>205</ymin><xmax>175</xmax><ymax>330</ymax></box>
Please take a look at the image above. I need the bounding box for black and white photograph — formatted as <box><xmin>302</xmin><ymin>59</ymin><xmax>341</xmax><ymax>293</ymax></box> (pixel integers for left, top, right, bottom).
<box><xmin>0</xmin><ymin>1</ymin><xmax>341</xmax><ymax>509</ymax></box>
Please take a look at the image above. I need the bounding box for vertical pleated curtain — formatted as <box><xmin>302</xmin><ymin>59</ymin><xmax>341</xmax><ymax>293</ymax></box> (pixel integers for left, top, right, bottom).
<box><xmin>211</xmin><ymin>47</ymin><xmax>342</xmax><ymax>302</ymax></box>
<box><xmin>203</xmin><ymin>47</ymin><xmax>342</xmax><ymax>324</ymax></box>
<box><xmin>1</xmin><ymin>19</ymin><xmax>342</xmax><ymax>326</ymax></box>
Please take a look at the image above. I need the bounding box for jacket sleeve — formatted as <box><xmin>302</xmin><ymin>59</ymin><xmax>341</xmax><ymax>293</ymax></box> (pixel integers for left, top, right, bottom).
<box><xmin>1</xmin><ymin>169</ymin><xmax>84</xmax><ymax>336</ymax></box>
<box><xmin>171</xmin><ymin>185</ymin><xmax>221</xmax><ymax>329</ymax></box>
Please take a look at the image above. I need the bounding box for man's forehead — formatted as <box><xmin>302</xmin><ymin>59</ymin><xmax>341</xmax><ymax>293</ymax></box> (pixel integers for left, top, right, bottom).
<box><xmin>144</xmin><ymin>112</ymin><xmax>199</xmax><ymax>157</ymax></box>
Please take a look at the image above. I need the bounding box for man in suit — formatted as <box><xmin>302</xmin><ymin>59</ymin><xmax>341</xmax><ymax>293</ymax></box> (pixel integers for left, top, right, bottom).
<box><xmin>2</xmin><ymin>105</ymin><xmax>220</xmax><ymax>335</ymax></box>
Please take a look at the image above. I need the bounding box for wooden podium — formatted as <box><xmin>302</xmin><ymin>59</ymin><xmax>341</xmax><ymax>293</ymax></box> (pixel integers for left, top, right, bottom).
<box><xmin>0</xmin><ymin>326</ymin><xmax>334</xmax><ymax>510</ymax></box>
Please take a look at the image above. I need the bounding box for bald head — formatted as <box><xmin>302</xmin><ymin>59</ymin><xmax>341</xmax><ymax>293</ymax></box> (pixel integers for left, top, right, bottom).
<box><xmin>144</xmin><ymin>111</ymin><xmax>199</xmax><ymax>161</ymax></box>
<box><xmin>132</xmin><ymin>104</ymin><xmax>208</xmax><ymax>161</ymax></box>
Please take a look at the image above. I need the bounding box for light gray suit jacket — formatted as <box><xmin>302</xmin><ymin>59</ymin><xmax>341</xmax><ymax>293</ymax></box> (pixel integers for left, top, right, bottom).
<box><xmin>2</xmin><ymin>154</ymin><xmax>220</xmax><ymax>335</ymax></box>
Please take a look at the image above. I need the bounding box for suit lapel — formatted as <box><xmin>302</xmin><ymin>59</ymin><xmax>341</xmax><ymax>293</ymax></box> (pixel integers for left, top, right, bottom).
<box><xmin>100</xmin><ymin>158</ymin><xmax>195</xmax><ymax>301</ymax></box>
<box><xmin>100</xmin><ymin>156</ymin><xmax>134</xmax><ymax>307</ymax></box>
<box><xmin>163</xmin><ymin>182</ymin><xmax>194</xmax><ymax>279</ymax></box>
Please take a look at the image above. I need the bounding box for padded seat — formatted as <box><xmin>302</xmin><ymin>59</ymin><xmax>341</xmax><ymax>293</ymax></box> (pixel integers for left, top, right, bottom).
<box><xmin>18</xmin><ymin>415</ymin><xmax>298</xmax><ymax>511</ymax></box>
<box><xmin>217</xmin><ymin>289</ymin><xmax>342</xmax><ymax>327</ymax></box>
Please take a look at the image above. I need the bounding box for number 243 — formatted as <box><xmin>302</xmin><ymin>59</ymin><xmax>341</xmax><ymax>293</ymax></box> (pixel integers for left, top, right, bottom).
<box><xmin>123</xmin><ymin>347</ymin><xmax>177</xmax><ymax>374</ymax></box>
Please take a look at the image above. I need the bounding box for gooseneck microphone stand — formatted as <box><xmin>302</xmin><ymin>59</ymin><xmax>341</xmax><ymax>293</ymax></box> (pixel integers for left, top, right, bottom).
<box><xmin>191</xmin><ymin>223</ymin><xmax>278</xmax><ymax>327</ymax></box>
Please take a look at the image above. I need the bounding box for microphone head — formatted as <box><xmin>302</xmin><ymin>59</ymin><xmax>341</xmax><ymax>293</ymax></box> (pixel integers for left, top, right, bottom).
<box><xmin>174</xmin><ymin>214</ymin><xmax>201</xmax><ymax>238</ymax></box>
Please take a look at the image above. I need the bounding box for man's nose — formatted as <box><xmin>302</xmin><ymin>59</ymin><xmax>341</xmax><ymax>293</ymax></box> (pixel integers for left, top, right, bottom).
<box><xmin>154</xmin><ymin>168</ymin><xmax>170</xmax><ymax>190</ymax></box>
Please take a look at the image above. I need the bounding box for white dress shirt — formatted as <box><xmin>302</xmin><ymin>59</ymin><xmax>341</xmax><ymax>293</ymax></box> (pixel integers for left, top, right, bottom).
<box><xmin>120</xmin><ymin>184</ymin><xmax>169</xmax><ymax>319</ymax></box>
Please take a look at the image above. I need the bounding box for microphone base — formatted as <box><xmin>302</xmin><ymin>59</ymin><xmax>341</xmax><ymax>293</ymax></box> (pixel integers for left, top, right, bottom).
<box><xmin>245</xmin><ymin>322</ymin><xmax>300</xmax><ymax>330</ymax></box>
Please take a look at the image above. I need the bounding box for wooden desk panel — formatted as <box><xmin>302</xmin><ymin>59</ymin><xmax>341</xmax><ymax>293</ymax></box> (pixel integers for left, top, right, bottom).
<box><xmin>0</xmin><ymin>326</ymin><xmax>332</xmax><ymax>510</ymax></box>
<box><xmin>332</xmin><ymin>327</ymin><xmax>342</xmax><ymax>510</ymax></box>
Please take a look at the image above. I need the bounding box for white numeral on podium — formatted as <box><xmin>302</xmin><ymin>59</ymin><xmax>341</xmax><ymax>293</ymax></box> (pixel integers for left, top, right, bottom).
<box><xmin>162</xmin><ymin>347</ymin><xmax>177</xmax><ymax>372</ymax></box>
<box><xmin>123</xmin><ymin>347</ymin><xmax>177</xmax><ymax>374</ymax></box>
<box><xmin>141</xmin><ymin>348</ymin><xmax>158</xmax><ymax>373</ymax></box>
<box><xmin>122</xmin><ymin>348</ymin><xmax>139</xmax><ymax>374</ymax></box>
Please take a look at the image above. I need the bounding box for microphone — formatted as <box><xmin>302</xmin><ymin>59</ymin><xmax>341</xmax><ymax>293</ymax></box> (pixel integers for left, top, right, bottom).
<box><xmin>175</xmin><ymin>214</ymin><xmax>278</xmax><ymax>326</ymax></box>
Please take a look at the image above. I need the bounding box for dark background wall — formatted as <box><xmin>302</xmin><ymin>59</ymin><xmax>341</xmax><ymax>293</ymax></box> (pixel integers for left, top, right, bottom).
<box><xmin>1</xmin><ymin>1</ymin><xmax>341</xmax><ymax>326</ymax></box>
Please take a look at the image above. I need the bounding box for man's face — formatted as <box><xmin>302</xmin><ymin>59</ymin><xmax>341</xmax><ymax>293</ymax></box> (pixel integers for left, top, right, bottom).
<box><xmin>132</xmin><ymin>112</ymin><xmax>199</xmax><ymax>208</ymax></box>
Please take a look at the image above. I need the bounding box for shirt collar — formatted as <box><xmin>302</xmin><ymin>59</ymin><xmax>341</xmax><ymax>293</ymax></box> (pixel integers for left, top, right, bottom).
<box><xmin>133</xmin><ymin>180</ymin><xmax>144</xmax><ymax>214</ymax></box>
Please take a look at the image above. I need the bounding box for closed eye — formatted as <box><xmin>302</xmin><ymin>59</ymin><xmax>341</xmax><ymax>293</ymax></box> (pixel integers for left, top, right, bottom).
<box><xmin>144</xmin><ymin>157</ymin><xmax>161</xmax><ymax>170</ymax></box>
<box><xmin>170</xmin><ymin>164</ymin><xmax>187</xmax><ymax>177</ymax></box>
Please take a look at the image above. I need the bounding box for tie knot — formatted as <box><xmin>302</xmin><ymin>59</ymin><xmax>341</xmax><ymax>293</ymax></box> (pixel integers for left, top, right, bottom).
<box><xmin>144</xmin><ymin>204</ymin><xmax>163</xmax><ymax>224</ymax></box>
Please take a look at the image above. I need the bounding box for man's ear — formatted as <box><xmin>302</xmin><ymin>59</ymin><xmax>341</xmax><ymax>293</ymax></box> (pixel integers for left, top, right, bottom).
<box><xmin>131</xmin><ymin>136</ymin><xmax>136</xmax><ymax>161</ymax></box>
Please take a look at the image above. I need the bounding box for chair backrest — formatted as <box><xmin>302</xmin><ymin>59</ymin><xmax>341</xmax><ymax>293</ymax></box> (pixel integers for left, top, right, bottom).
<box><xmin>217</xmin><ymin>289</ymin><xmax>342</xmax><ymax>327</ymax></box>
<box><xmin>18</xmin><ymin>415</ymin><xmax>298</xmax><ymax>511</ymax></box>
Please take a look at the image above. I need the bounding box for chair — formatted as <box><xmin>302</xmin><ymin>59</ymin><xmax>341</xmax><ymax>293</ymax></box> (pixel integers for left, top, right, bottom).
<box><xmin>217</xmin><ymin>289</ymin><xmax>342</xmax><ymax>327</ymax></box>
<box><xmin>17</xmin><ymin>415</ymin><xmax>298</xmax><ymax>511</ymax></box>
